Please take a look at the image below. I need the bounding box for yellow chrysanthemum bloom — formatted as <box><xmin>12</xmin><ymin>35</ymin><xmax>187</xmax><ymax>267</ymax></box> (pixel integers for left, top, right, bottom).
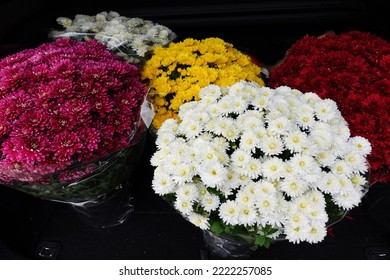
<box><xmin>141</xmin><ymin>37</ymin><xmax>264</xmax><ymax>129</ymax></box>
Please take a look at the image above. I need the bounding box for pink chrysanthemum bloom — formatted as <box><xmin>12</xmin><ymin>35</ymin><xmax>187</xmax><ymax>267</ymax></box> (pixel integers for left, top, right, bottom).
<box><xmin>0</xmin><ymin>38</ymin><xmax>147</xmax><ymax>184</ymax></box>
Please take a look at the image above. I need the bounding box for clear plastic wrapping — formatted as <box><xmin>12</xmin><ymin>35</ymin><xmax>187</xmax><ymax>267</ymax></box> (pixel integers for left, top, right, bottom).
<box><xmin>3</xmin><ymin>122</ymin><xmax>147</xmax><ymax>228</ymax></box>
<box><xmin>203</xmin><ymin>230</ymin><xmax>257</xmax><ymax>259</ymax></box>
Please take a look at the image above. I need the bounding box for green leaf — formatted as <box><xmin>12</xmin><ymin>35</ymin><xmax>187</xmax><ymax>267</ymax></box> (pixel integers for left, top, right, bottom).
<box><xmin>263</xmin><ymin>239</ymin><xmax>271</xmax><ymax>249</ymax></box>
<box><xmin>255</xmin><ymin>235</ymin><xmax>266</xmax><ymax>246</ymax></box>
<box><xmin>210</xmin><ymin>220</ymin><xmax>224</xmax><ymax>235</ymax></box>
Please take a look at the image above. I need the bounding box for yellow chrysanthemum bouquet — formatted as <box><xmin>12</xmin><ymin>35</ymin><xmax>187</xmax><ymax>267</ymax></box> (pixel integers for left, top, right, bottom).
<box><xmin>141</xmin><ymin>37</ymin><xmax>265</xmax><ymax>129</ymax></box>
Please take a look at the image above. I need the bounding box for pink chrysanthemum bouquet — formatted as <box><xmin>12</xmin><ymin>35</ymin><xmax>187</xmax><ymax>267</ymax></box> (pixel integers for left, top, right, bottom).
<box><xmin>0</xmin><ymin>38</ymin><xmax>148</xmax><ymax>203</ymax></box>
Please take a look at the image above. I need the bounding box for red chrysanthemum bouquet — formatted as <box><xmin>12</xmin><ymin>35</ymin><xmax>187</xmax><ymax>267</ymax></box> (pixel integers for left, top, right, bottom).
<box><xmin>0</xmin><ymin>38</ymin><xmax>148</xmax><ymax>212</ymax></box>
<box><xmin>269</xmin><ymin>31</ymin><xmax>390</xmax><ymax>184</ymax></box>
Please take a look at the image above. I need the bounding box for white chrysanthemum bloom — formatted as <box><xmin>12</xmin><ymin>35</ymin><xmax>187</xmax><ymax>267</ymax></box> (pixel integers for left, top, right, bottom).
<box><xmin>267</xmin><ymin>116</ymin><xmax>292</xmax><ymax>136</ymax></box>
<box><xmin>284</xmin><ymin>162</ymin><xmax>296</xmax><ymax>177</ymax></box>
<box><xmin>235</xmin><ymin>188</ymin><xmax>256</xmax><ymax>206</ymax></box>
<box><xmin>178</xmin><ymin>118</ymin><xmax>203</xmax><ymax>139</ymax></box>
<box><xmin>185</xmin><ymin>142</ymin><xmax>201</xmax><ymax>164</ymax></box>
<box><xmin>315</xmin><ymin>150</ymin><xmax>337</xmax><ymax>167</ymax></box>
<box><xmin>274</xmin><ymin>85</ymin><xmax>293</xmax><ymax>95</ymax></box>
<box><xmin>151</xmin><ymin>172</ymin><xmax>175</xmax><ymax>195</ymax></box>
<box><xmin>283</xmin><ymin>223</ymin><xmax>310</xmax><ymax>244</ymax></box>
<box><xmin>307</xmin><ymin>207</ymin><xmax>328</xmax><ymax>222</ymax></box>
<box><xmin>254</xmin><ymin>180</ymin><xmax>277</xmax><ymax>196</ymax></box>
<box><xmin>350</xmin><ymin>173</ymin><xmax>368</xmax><ymax>189</ymax></box>
<box><xmin>219</xmin><ymin>200</ymin><xmax>240</xmax><ymax>225</ymax></box>
<box><xmin>258</xmin><ymin>212</ymin><xmax>285</xmax><ymax>229</ymax></box>
<box><xmin>252</xmin><ymin>126</ymin><xmax>268</xmax><ymax>142</ymax></box>
<box><xmin>304</xmin><ymin>221</ymin><xmax>327</xmax><ymax>243</ymax></box>
<box><xmin>307</xmin><ymin>190</ymin><xmax>326</xmax><ymax>207</ymax></box>
<box><xmin>317</xmin><ymin>172</ymin><xmax>342</xmax><ymax>194</ymax></box>
<box><xmin>236</xmin><ymin>174</ymin><xmax>252</xmax><ymax>189</ymax></box>
<box><xmin>168</xmin><ymin>139</ymin><xmax>188</xmax><ymax>158</ymax></box>
<box><xmin>280</xmin><ymin>177</ymin><xmax>309</xmax><ymax>198</ymax></box>
<box><xmin>132</xmin><ymin>37</ymin><xmax>149</xmax><ymax>56</ymax></box>
<box><xmin>256</xmin><ymin>194</ymin><xmax>278</xmax><ymax>214</ymax></box>
<box><xmin>309</xmin><ymin>129</ymin><xmax>333</xmax><ymax>152</ymax></box>
<box><xmin>349</xmin><ymin>136</ymin><xmax>372</xmax><ymax>156</ymax></box>
<box><xmin>332</xmin><ymin>159</ymin><xmax>353</xmax><ymax>177</ymax></box>
<box><xmin>261</xmin><ymin>135</ymin><xmax>284</xmax><ymax>156</ymax></box>
<box><xmin>163</xmin><ymin>154</ymin><xmax>182</xmax><ymax>173</ymax></box>
<box><xmin>238</xmin><ymin>205</ymin><xmax>258</xmax><ymax>226</ymax></box>
<box><xmin>296</xmin><ymin>111</ymin><xmax>316</xmax><ymax>129</ymax></box>
<box><xmin>337</xmin><ymin>174</ymin><xmax>354</xmax><ymax>191</ymax></box>
<box><xmin>261</xmin><ymin>157</ymin><xmax>285</xmax><ymax>180</ymax></box>
<box><xmin>284</xmin><ymin>130</ymin><xmax>308</xmax><ymax>153</ymax></box>
<box><xmin>292</xmin><ymin>196</ymin><xmax>312</xmax><ymax>214</ymax></box>
<box><xmin>176</xmin><ymin>183</ymin><xmax>199</xmax><ymax>201</ymax></box>
<box><xmin>257</xmin><ymin>86</ymin><xmax>274</xmax><ymax>98</ymax></box>
<box><xmin>300</xmin><ymin>91</ymin><xmax>322</xmax><ymax>106</ymax></box>
<box><xmin>199</xmin><ymin>84</ymin><xmax>222</xmax><ymax>101</ymax></box>
<box><xmin>174</xmin><ymin>197</ymin><xmax>193</xmax><ymax>215</ymax></box>
<box><xmin>229</xmin><ymin>96</ymin><xmax>248</xmax><ymax>114</ymax></box>
<box><xmin>231</xmin><ymin>149</ymin><xmax>251</xmax><ymax>169</ymax></box>
<box><xmin>198</xmin><ymin>161</ymin><xmax>227</xmax><ymax>188</ymax></box>
<box><xmin>199</xmin><ymin>145</ymin><xmax>219</xmax><ymax>163</ymax></box>
<box><xmin>150</xmin><ymin>146</ymin><xmax>170</xmax><ymax>166</ymax></box>
<box><xmin>267</xmin><ymin>98</ymin><xmax>290</xmax><ymax>118</ymax></box>
<box><xmin>291</xmin><ymin>155</ymin><xmax>322</xmax><ymax>183</ymax></box>
<box><xmin>171</xmin><ymin>162</ymin><xmax>193</xmax><ymax>185</ymax></box>
<box><xmin>204</xmin><ymin>103</ymin><xmax>222</xmax><ymax>119</ymax></box>
<box><xmin>314</xmin><ymin>98</ymin><xmax>340</xmax><ymax>122</ymax></box>
<box><xmin>195</xmin><ymin>112</ymin><xmax>211</xmax><ymax>127</ymax></box>
<box><xmin>158</xmin><ymin>119</ymin><xmax>179</xmax><ymax>136</ymax></box>
<box><xmin>56</xmin><ymin>17</ymin><xmax>73</xmax><ymax>28</ymax></box>
<box><xmin>220</xmin><ymin>123</ymin><xmax>240</xmax><ymax>142</ymax></box>
<box><xmin>290</xmin><ymin>154</ymin><xmax>315</xmax><ymax>174</ymax></box>
<box><xmin>201</xmin><ymin>193</ymin><xmax>221</xmax><ymax>212</ymax></box>
<box><xmin>331</xmin><ymin>118</ymin><xmax>350</xmax><ymax>140</ymax></box>
<box><xmin>238</xmin><ymin>115</ymin><xmax>264</xmax><ymax>131</ymax></box>
<box><xmin>252</xmin><ymin>94</ymin><xmax>270</xmax><ymax>110</ymax></box>
<box><xmin>215</xmin><ymin>150</ymin><xmax>230</xmax><ymax>166</ymax></box>
<box><xmin>240</xmin><ymin>130</ymin><xmax>259</xmax><ymax>152</ymax></box>
<box><xmin>343</xmin><ymin>151</ymin><xmax>368</xmax><ymax>173</ymax></box>
<box><xmin>332</xmin><ymin>186</ymin><xmax>362</xmax><ymax>210</ymax></box>
<box><xmin>155</xmin><ymin>131</ymin><xmax>176</xmax><ymax>149</ymax></box>
<box><xmin>243</xmin><ymin>157</ymin><xmax>263</xmax><ymax>179</ymax></box>
<box><xmin>228</xmin><ymin>80</ymin><xmax>247</xmax><ymax>95</ymax></box>
<box><xmin>188</xmin><ymin>212</ymin><xmax>209</xmax><ymax>230</ymax></box>
<box><xmin>286</xmin><ymin>209</ymin><xmax>310</xmax><ymax>228</ymax></box>
<box><xmin>217</xmin><ymin>95</ymin><xmax>234</xmax><ymax>116</ymax></box>
<box><xmin>224</xmin><ymin>168</ymin><xmax>241</xmax><ymax>190</ymax></box>
<box><xmin>213</xmin><ymin>116</ymin><xmax>236</xmax><ymax>136</ymax></box>
<box><xmin>284</xmin><ymin>93</ymin><xmax>302</xmax><ymax>110</ymax></box>
<box><xmin>177</xmin><ymin>101</ymin><xmax>198</xmax><ymax>119</ymax></box>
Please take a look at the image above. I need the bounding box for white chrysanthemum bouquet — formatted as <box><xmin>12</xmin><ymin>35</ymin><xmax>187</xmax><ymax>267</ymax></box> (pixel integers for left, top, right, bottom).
<box><xmin>151</xmin><ymin>80</ymin><xmax>371</xmax><ymax>248</ymax></box>
<box><xmin>49</xmin><ymin>10</ymin><xmax>177</xmax><ymax>65</ymax></box>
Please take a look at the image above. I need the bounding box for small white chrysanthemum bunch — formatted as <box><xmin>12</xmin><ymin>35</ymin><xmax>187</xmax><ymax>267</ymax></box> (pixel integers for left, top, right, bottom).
<box><xmin>151</xmin><ymin>80</ymin><xmax>371</xmax><ymax>246</ymax></box>
<box><xmin>50</xmin><ymin>10</ymin><xmax>177</xmax><ymax>64</ymax></box>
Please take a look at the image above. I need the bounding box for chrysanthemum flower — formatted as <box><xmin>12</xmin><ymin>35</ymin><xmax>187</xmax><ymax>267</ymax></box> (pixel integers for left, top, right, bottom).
<box><xmin>150</xmin><ymin>81</ymin><xmax>371</xmax><ymax>248</ymax></box>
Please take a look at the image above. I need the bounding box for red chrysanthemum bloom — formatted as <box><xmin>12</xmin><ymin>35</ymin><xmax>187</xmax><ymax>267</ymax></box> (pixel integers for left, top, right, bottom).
<box><xmin>269</xmin><ymin>31</ymin><xmax>390</xmax><ymax>183</ymax></box>
<box><xmin>0</xmin><ymin>38</ymin><xmax>147</xmax><ymax>184</ymax></box>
